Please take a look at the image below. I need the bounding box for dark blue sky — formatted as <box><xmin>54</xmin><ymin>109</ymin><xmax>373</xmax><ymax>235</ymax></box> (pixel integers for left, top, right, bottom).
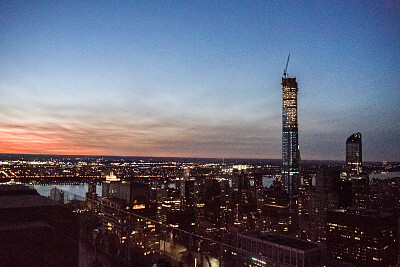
<box><xmin>0</xmin><ymin>1</ymin><xmax>399</xmax><ymax>161</ymax></box>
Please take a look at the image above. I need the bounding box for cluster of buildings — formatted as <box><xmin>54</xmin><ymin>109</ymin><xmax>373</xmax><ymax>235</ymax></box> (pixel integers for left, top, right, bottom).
<box><xmin>79</xmin><ymin>121</ymin><xmax>398</xmax><ymax>266</ymax></box>
<box><xmin>0</xmin><ymin>69</ymin><xmax>399</xmax><ymax>266</ymax></box>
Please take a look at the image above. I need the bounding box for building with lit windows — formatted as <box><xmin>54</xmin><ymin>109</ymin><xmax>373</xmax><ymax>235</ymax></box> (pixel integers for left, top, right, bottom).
<box><xmin>281</xmin><ymin>74</ymin><xmax>301</xmax><ymax>232</ymax></box>
<box><xmin>346</xmin><ymin>132</ymin><xmax>362</xmax><ymax>177</ymax></box>
<box><xmin>156</xmin><ymin>187</ymin><xmax>181</xmax><ymax>225</ymax></box>
<box><xmin>281</xmin><ymin>77</ymin><xmax>300</xmax><ymax>197</ymax></box>
<box><xmin>302</xmin><ymin>166</ymin><xmax>352</xmax><ymax>243</ymax></box>
<box><xmin>326</xmin><ymin>209</ymin><xmax>398</xmax><ymax>266</ymax></box>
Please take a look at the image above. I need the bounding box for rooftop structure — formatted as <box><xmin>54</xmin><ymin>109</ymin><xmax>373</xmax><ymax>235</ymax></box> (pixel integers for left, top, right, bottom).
<box><xmin>235</xmin><ymin>231</ymin><xmax>321</xmax><ymax>266</ymax></box>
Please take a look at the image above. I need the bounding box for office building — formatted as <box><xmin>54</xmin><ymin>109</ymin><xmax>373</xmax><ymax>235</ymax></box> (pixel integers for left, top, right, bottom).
<box><xmin>156</xmin><ymin>188</ymin><xmax>181</xmax><ymax>225</ymax></box>
<box><xmin>351</xmin><ymin>177</ymin><xmax>369</xmax><ymax>209</ymax></box>
<box><xmin>346</xmin><ymin>132</ymin><xmax>362</xmax><ymax>177</ymax></box>
<box><xmin>302</xmin><ymin>166</ymin><xmax>352</xmax><ymax>243</ymax></box>
<box><xmin>102</xmin><ymin>171</ymin><xmax>120</xmax><ymax>198</ymax></box>
<box><xmin>327</xmin><ymin>209</ymin><xmax>398</xmax><ymax>266</ymax></box>
<box><xmin>226</xmin><ymin>231</ymin><xmax>321</xmax><ymax>267</ymax></box>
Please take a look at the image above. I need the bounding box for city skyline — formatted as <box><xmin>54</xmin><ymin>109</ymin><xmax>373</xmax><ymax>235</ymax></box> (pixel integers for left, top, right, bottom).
<box><xmin>1</xmin><ymin>1</ymin><xmax>399</xmax><ymax>161</ymax></box>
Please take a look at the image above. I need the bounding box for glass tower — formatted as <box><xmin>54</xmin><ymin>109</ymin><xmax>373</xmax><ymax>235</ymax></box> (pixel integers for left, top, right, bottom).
<box><xmin>281</xmin><ymin>77</ymin><xmax>300</xmax><ymax>198</ymax></box>
<box><xmin>346</xmin><ymin>132</ymin><xmax>362</xmax><ymax>177</ymax></box>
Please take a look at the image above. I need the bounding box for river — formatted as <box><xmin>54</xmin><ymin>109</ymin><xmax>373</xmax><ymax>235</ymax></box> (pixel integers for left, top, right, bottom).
<box><xmin>31</xmin><ymin>183</ymin><xmax>103</xmax><ymax>198</ymax></box>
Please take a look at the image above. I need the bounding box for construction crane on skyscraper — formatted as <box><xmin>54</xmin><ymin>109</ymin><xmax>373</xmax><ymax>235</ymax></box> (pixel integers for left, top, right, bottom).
<box><xmin>283</xmin><ymin>54</ymin><xmax>290</xmax><ymax>78</ymax></box>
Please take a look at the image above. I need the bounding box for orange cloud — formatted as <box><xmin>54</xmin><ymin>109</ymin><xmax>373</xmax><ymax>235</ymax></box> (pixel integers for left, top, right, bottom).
<box><xmin>0</xmin><ymin>113</ymin><xmax>278</xmax><ymax>158</ymax></box>
<box><xmin>0</xmin><ymin>127</ymin><xmax>105</xmax><ymax>155</ymax></box>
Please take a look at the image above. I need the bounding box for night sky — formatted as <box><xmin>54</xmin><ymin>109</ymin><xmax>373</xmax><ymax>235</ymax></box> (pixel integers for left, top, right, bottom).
<box><xmin>0</xmin><ymin>1</ymin><xmax>399</xmax><ymax>161</ymax></box>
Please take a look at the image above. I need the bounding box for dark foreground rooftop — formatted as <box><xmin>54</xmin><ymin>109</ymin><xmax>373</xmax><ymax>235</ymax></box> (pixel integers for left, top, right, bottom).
<box><xmin>0</xmin><ymin>184</ymin><xmax>79</xmax><ymax>267</ymax></box>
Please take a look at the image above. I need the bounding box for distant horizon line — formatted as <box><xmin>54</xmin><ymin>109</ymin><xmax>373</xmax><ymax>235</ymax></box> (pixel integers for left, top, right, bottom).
<box><xmin>0</xmin><ymin>152</ymin><xmax>395</xmax><ymax>164</ymax></box>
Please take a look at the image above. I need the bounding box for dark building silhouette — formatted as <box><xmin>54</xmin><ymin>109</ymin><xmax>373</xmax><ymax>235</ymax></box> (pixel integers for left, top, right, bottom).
<box><xmin>345</xmin><ymin>133</ymin><xmax>369</xmax><ymax>209</ymax></box>
<box><xmin>0</xmin><ymin>184</ymin><xmax>79</xmax><ymax>266</ymax></box>
<box><xmin>346</xmin><ymin>132</ymin><xmax>362</xmax><ymax>177</ymax></box>
<box><xmin>351</xmin><ymin>177</ymin><xmax>369</xmax><ymax>209</ymax></box>
<box><xmin>327</xmin><ymin>209</ymin><xmax>398</xmax><ymax>266</ymax></box>
<box><xmin>260</xmin><ymin>181</ymin><xmax>292</xmax><ymax>233</ymax></box>
<box><xmin>86</xmin><ymin>180</ymin><xmax>97</xmax><ymax>199</ymax></box>
<box><xmin>301</xmin><ymin>166</ymin><xmax>352</xmax><ymax>242</ymax></box>
<box><xmin>50</xmin><ymin>186</ymin><xmax>65</xmax><ymax>203</ymax></box>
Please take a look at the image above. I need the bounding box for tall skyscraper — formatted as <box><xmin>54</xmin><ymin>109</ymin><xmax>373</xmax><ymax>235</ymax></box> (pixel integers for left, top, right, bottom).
<box><xmin>281</xmin><ymin>74</ymin><xmax>300</xmax><ymax>198</ymax></box>
<box><xmin>346</xmin><ymin>132</ymin><xmax>362</xmax><ymax>177</ymax></box>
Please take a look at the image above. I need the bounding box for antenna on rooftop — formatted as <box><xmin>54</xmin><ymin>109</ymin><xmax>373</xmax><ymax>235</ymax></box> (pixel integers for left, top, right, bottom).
<box><xmin>283</xmin><ymin>54</ymin><xmax>290</xmax><ymax>78</ymax></box>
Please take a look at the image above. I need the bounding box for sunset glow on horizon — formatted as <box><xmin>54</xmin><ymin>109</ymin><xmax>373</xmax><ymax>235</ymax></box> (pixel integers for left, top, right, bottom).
<box><xmin>1</xmin><ymin>1</ymin><xmax>399</xmax><ymax>161</ymax></box>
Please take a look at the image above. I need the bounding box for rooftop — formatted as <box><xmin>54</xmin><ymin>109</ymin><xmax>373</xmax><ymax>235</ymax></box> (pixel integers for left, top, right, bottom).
<box><xmin>0</xmin><ymin>184</ymin><xmax>60</xmax><ymax>209</ymax></box>
<box><xmin>0</xmin><ymin>194</ymin><xmax>60</xmax><ymax>210</ymax></box>
<box><xmin>0</xmin><ymin>184</ymin><xmax>39</xmax><ymax>196</ymax></box>
<box><xmin>330</xmin><ymin>208</ymin><xmax>395</xmax><ymax>219</ymax></box>
<box><xmin>242</xmin><ymin>231</ymin><xmax>319</xmax><ymax>251</ymax></box>
<box><xmin>346</xmin><ymin>132</ymin><xmax>361</xmax><ymax>143</ymax></box>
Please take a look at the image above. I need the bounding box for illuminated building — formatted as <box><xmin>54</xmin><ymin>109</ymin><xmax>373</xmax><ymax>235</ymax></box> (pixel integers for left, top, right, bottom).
<box><xmin>281</xmin><ymin>67</ymin><xmax>301</xmax><ymax>232</ymax></box>
<box><xmin>99</xmin><ymin>181</ymin><xmax>152</xmax><ymax>236</ymax></box>
<box><xmin>106</xmin><ymin>171</ymin><xmax>119</xmax><ymax>182</ymax></box>
<box><xmin>327</xmin><ymin>209</ymin><xmax>398</xmax><ymax>266</ymax></box>
<box><xmin>98</xmin><ymin>182</ymin><xmax>158</xmax><ymax>263</ymax></box>
<box><xmin>109</xmin><ymin>182</ymin><xmax>149</xmax><ymax>206</ymax></box>
<box><xmin>102</xmin><ymin>171</ymin><xmax>120</xmax><ymax>198</ymax></box>
<box><xmin>260</xmin><ymin>202</ymin><xmax>291</xmax><ymax>233</ymax></box>
<box><xmin>346</xmin><ymin>132</ymin><xmax>362</xmax><ymax>177</ymax></box>
<box><xmin>156</xmin><ymin>188</ymin><xmax>181</xmax><ymax>225</ymax></box>
<box><xmin>281</xmin><ymin>75</ymin><xmax>300</xmax><ymax>197</ymax></box>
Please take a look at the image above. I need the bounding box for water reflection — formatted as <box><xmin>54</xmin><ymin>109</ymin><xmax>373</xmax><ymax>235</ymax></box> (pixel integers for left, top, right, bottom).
<box><xmin>32</xmin><ymin>184</ymin><xmax>102</xmax><ymax>198</ymax></box>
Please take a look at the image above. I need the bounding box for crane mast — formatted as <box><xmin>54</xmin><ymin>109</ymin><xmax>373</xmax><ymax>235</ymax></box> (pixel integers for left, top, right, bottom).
<box><xmin>283</xmin><ymin>54</ymin><xmax>290</xmax><ymax>78</ymax></box>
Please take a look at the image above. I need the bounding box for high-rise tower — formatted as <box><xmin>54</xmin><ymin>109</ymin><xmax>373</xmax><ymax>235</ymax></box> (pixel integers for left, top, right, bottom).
<box><xmin>346</xmin><ymin>132</ymin><xmax>362</xmax><ymax>177</ymax></box>
<box><xmin>281</xmin><ymin>56</ymin><xmax>300</xmax><ymax>198</ymax></box>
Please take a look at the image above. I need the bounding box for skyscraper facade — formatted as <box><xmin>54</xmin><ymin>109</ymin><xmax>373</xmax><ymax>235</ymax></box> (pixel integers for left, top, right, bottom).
<box><xmin>281</xmin><ymin>77</ymin><xmax>300</xmax><ymax>198</ymax></box>
<box><xmin>346</xmin><ymin>132</ymin><xmax>362</xmax><ymax>177</ymax></box>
